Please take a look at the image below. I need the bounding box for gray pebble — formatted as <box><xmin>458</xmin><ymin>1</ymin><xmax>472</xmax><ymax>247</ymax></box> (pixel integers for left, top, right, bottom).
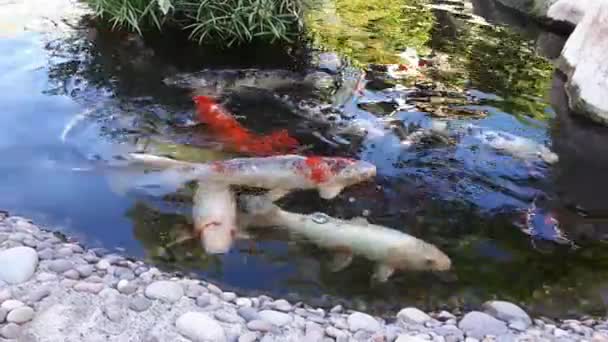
<box><xmin>36</xmin><ymin>272</ymin><xmax>57</xmax><ymax>282</ymax></box>
<box><xmin>129</xmin><ymin>296</ymin><xmax>152</xmax><ymax>312</ymax></box>
<box><xmin>56</xmin><ymin>247</ymin><xmax>73</xmax><ymax>257</ymax></box>
<box><xmin>0</xmin><ymin>308</ymin><xmax>7</xmax><ymax>323</ymax></box>
<box><xmin>37</xmin><ymin>249</ymin><xmax>55</xmax><ymax>260</ymax></box>
<box><xmin>247</xmin><ymin>319</ymin><xmax>273</xmax><ymax>332</ymax></box>
<box><xmin>48</xmin><ymin>259</ymin><xmax>73</xmax><ymax>273</ymax></box>
<box><xmin>144</xmin><ymin>280</ymin><xmax>184</xmax><ymax>303</ymax></box>
<box><xmin>207</xmin><ymin>283</ymin><xmax>223</xmax><ymax>295</ymax></box>
<box><xmin>63</xmin><ymin>269</ymin><xmax>80</xmax><ymax>280</ymax></box>
<box><xmin>326</xmin><ymin>326</ymin><xmax>348</xmax><ymax>341</ymax></box>
<box><xmin>272</xmin><ymin>299</ymin><xmax>292</xmax><ymax>312</ymax></box>
<box><xmin>0</xmin><ymin>288</ymin><xmax>12</xmax><ymax>302</ymax></box>
<box><xmin>117</xmin><ymin>280</ymin><xmax>138</xmax><ymax>295</ymax></box>
<box><xmin>348</xmin><ymin>312</ymin><xmax>381</xmax><ymax>333</ymax></box>
<box><xmin>1</xmin><ymin>300</ymin><xmax>24</xmax><ymax>311</ymax></box>
<box><xmin>7</xmin><ymin>306</ymin><xmax>34</xmax><ymax>324</ymax></box>
<box><xmin>83</xmin><ymin>253</ymin><xmax>100</xmax><ymax>264</ymax></box>
<box><xmin>134</xmin><ymin>266</ymin><xmax>147</xmax><ymax>276</ymax></box>
<box><xmin>104</xmin><ymin>303</ymin><xmax>125</xmax><ymax>322</ymax></box>
<box><xmin>75</xmin><ymin>264</ymin><xmax>95</xmax><ymax>277</ymax></box>
<box><xmin>236</xmin><ymin>298</ymin><xmax>253</xmax><ymax>307</ymax></box>
<box><xmin>459</xmin><ymin>311</ymin><xmax>508</xmax><ymax>339</ymax></box>
<box><xmin>196</xmin><ymin>294</ymin><xmax>212</xmax><ymax>308</ymax></box>
<box><xmin>86</xmin><ymin>275</ymin><xmax>104</xmax><ymax>283</ymax></box>
<box><xmin>185</xmin><ymin>284</ymin><xmax>206</xmax><ymax>298</ymax></box>
<box><xmin>1</xmin><ymin>323</ymin><xmax>20</xmax><ymax>339</ymax></box>
<box><xmin>238</xmin><ymin>307</ymin><xmax>260</xmax><ymax>322</ymax></box>
<box><xmin>60</xmin><ymin>279</ymin><xmax>77</xmax><ymax>288</ymax></box>
<box><xmin>114</xmin><ymin>267</ymin><xmax>135</xmax><ymax>280</ymax></box>
<box><xmin>69</xmin><ymin>244</ymin><xmax>84</xmax><ymax>253</ymax></box>
<box><xmin>96</xmin><ymin>259</ymin><xmax>111</xmax><ymax>270</ymax></box>
<box><xmin>221</xmin><ymin>292</ymin><xmax>237</xmax><ymax>302</ymax></box>
<box><xmin>215</xmin><ymin>310</ymin><xmax>244</xmax><ymax>324</ymax></box>
<box><xmin>330</xmin><ymin>305</ymin><xmax>343</xmax><ymax>313</ymax></box>
<box><xmin>22</xmin><ymin>239</ymin><xmax>38</xmax><ymax>248</ymax></box>
<box><xmin>238</xmin><ymin>332</ymin><xmax>259</xmax><ymax>342</ymax></box>
<box><xmin>25</xmin><ymin>287</ymin><xmax>51</xmax><ymax>303</ymax></box>
<box><xmin>74</xmin><ymin>282</ymin><xmax>105</xmax><ymax>294</ymax></box>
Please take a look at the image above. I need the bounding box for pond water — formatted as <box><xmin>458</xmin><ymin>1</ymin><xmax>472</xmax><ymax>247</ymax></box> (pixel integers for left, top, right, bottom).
<box><xmin>2</xmin><ymin>0</ymin><xmax>608</xmax><ymax>319</ymax></box>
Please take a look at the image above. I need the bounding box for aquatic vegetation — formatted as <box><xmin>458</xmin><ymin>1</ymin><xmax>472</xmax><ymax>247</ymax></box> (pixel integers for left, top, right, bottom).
<box><xmin>86</xmin><ymin>0</ymin><xmax>306</xmax><ymax>45</ymax></box>
<box><xmin>304</xmin><ymin>0</ymin><xmax>435</xmax><ymax>66</ymax></box>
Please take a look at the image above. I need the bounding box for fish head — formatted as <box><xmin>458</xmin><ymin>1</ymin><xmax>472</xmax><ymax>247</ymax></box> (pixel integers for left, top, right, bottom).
<box><xmin>197</xmin><ymin>221</ymin><xmax>237</xmax><ymax>255</ymax></box>
<box><xmin>389</xmin><ymin>240</ymin><xmax>452</xmax><ymax>272</ymax></box>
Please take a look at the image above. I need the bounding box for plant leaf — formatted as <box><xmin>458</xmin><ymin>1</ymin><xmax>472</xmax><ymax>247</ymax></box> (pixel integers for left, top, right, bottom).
<box><xmin>157</xmin><ymin>0</ymin><xmax>172</xmax><ymax>15</ymax></box>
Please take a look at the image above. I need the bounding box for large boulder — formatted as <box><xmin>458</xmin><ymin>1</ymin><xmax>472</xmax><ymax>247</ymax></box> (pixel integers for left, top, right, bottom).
<box><xmin>558</xmin><ymin>1</ymin><xmax>608</xmax><ymax>125</ymax></box>
<box><xmin>494</xmin><ymin>0</ymin><xmax>605</xmax><ymax>27</ymax></box>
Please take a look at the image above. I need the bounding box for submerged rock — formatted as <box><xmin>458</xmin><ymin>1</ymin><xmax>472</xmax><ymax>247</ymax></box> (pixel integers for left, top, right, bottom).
<box><xmin>558</xmin><ymin>1</ymin><xmax>608</xmax><ymax>125</ymax></box>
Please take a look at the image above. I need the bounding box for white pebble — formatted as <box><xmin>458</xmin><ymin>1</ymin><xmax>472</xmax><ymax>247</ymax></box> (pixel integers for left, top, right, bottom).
<box><xmin>6</xmin><ymin>306</ymin><xmax>34</xmax><ymax>324</ymax></box>
<box><xmin>1</xmin><ymin>300</ymin><xmax>24</xmax><ymax>311</ymax></box>
<box><xmin>145</xmin><ymin>281</ymin><xmax>184</xmax><ymax>303</ymax></box>
<box><xmin>0</xmin><ymin>247</ymin><xmax>38</xmax><ymax>284</ymax></box>
<box><xmin>175</xmin><ymin>312</ymin><xmax>226</xmax><ymax>342</ymax></box>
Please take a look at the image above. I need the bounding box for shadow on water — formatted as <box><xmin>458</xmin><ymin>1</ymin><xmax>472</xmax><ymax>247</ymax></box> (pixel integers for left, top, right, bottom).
<box><xmin>2</xmin><ymin>0</ymin><xmax>608</xmax><ymax>319</ymax></box>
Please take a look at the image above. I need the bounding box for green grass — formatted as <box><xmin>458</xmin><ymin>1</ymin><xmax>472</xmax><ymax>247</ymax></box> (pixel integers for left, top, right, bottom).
<box><xmin>87</xmin><ymin>0</ymin><xmax>307</xmax><ymax>46</ymax></box>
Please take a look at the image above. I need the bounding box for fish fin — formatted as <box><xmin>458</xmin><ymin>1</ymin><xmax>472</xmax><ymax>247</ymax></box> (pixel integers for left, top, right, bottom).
<box><xmin>319</xmin><ymin>184</ymin><xmax>345</xmax><ymax>200</ymax></box>
<box><xmin>327</xmin><ymin>249</ymin><xmax>353</xmax><ymax>272</ymax></box>
<box><xmin>267</xmin><ymin>188</ymin><xmax>291</xmax><ymax>202</ymax></box>
<box><xmin>371</xmin><ymin>264</ymin><xmax>395</xmax><ymax>283</ymax></box>
<box><xmin>348</xmin><ymin>217</ymin><xmax>370</xmax><ymax>226</ymax></box>
<box><xmin>127</xmin><ymin>153</ymin><xmax>195</xmax><ymax>169</ymax></box>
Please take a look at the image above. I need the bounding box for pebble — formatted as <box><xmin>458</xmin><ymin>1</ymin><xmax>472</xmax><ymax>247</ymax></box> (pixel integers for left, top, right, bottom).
<box><xmin>0</xmin><ymin>323</ymin><xmax>20</xmax><ymax>339</ymax></box>
<box><xmin>1</xmin><ymin>300</ymin><xmax>24</xmax><ymax>311</ymax></box>
<box><xmin>48</xmin><ymin>259</ymin><xmax>73</xmax><ymax>273</ymax></box>
<box><xmin>36</xmin><ymin>272</ymin><xmax>57</xmax><ymax>282</ymax></box>
<box><xmin>74</xmin><ymin>281</ymin><xmax>105</xmax><ymax>294</ymax></box>
<box><xmin>185</xmin><ymin>284</ymin><xmax>206</xmax><ymax>298</ymax></box>
<box><xmin>326</xmin><ymin>326</ymin><xmax>348</xmax><ymax>341</ymax></box>
<box><xmin>117</xmin><ymin>280</ymin><xmax>138</xmax><ymax>295</ymax></box>
<box><xmin>330</xmin><ymin>305</ymin><xmax>343</xmax><ymax>313</ymax></box>
<box><xmin>176</xmin><ymin>312</ymin><xmax>227</xmax><ymax>342</ymax></box>
<box><xmin>6</xmin><ymin>306</ymin><xmax>34</xmax><ymax>324</ymax></box>
<box><xmin>114</xmin><ymin>267</ymin><xmax>135</xmax><ymax>280</ymax></box>
<box><xmin>215</xmin><ymin>310</ymin><xmax>244</xmax><ymax>324</ymax></box>
<box><xmin>129</xmin><ymin>296</ymin><xmax>152</xmax><ymax>312</ymax></box>
<box><xmin>273</xmin><ymin>299</ymin><xmax>292</xmax><ymax>312</ymax></box>
<box><xmin>221</xmin><ymin>292</ymin><xmax>237</xmax><ymax>302</ymax></box>
<box><xmin>458</xmin><ymin>311</ymin><xmax>508</xmax><ymax>339</ymax></box>
<box><xmin>259</xmin><ymin>310</ymin><xmax>292</xmax><ymax>326</ymax></box>
<box><xmin>0</xmin><ymin>308</ymin><xmax>7</xmax><ymax>323</ymax></box>
<box><xmin>26</xmin><ymin>287</ymin><xmax>51</xmax><ymax>303</ymax></box>
<box><xmin>238</xmin><ymin>307</ymin><xmax>260</xmax><ymax>322</ymax></box>
<box><xmin>37</xmin><ymin>249</ymin><xmax>55</xmax><ymax>260</ymax></box>
<box><xmin>196</xmin><ymin>294</ymin><xmax>212</xmax><ymax>308</ymax></box>
<box><xmin>96</xmin><ymin>259</ymin><xmax>111</xmax><ymax>270</ymax></box>
<box><xmin>75</xmin><ymin>264</ymin><xmax>94</xmax><ymax>277</ymax></box>
<box><xmin>0</xmin><ymin>288</ymin><xmax>12</xmax><ymax>302</ymax></box>
<box><xmin>83</xmin><ymin>253</ymin><xmax>100</xmax><ymax>264</ymax></box>
<box><xmin>483</xmin><ymin>301</ymin><xmax>532</xmax><ymax>329</ymax></box>
<box><xmin>144</xmin><ymin>281</ymin><xmax>184</xmax><ymax>303</ymax></box>
<box><xmin>239</xmin><ymin>332</ymin><xmax>259</xmax><ymax>342</ymax></box>
<box><xmin>236</xmin><ymin>298</ymin><xmax>253</xmax><ymax>307</ymax></box>
<box><xmin>0</xmin><ymin>246</ymin><xmax>38</xmax><ymax>284</ymax></box>
<box><xmin>56</xmin><ymin>247</ymin><xmax>73</xmax><ymax>257</ymax></box>
<box><xmin>104</xmin><ymin>302</ymin><xmax>125</xmax><ymax>322</ymax></box>
<box><xmin>305</xmin><ymin>321</ymin><xmax>325</xmax><ymax>341</ymax></box>
<box><xmin>207</xmin><ymin>283</ymin><xmax>223</xmax><ymax>295</ymax></box>
<box><xmin>398</xmin><ymin>307</ymin><xmax>433</xmax><ymax>325</ymax></box>
<box><xmin>63</xmin><ymin>269</ymin><xmax>80</xmax><ymax>280</ymax></box>
<box><xmin>348</xmin><ymin>312</ymin><xmax>381</xmax><ymax>333</ymax></box>
<box><xmin>247</xmin><ymin>319</ymin><xmax>274</xmax><ymax>332</ymax></box>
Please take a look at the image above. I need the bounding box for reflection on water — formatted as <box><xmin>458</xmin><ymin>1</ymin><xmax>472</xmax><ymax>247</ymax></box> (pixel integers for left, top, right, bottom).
<box><xmin>2</xmin><ymin>0</ymin><xmax>608</xmax><ymax>319</ymax></box>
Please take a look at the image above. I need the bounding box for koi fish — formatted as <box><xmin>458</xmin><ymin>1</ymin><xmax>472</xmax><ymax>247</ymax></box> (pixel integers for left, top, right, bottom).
<box><xmin>238</xmin><ymin>195</ymin><xmax>452</xmax><ymax>282</ymax></box>
<box><xmin>125</xmin><ymin>153</ymin><xmax>377</xmax><ymax>200</ymax></box>
<box><xmin>193</xmin><ymin>95</ymin><xmax>300</xmax><ymax>156</ymax></box>
<box><xmin>192</xmin><ymin>182</ymin><xmax>238</xmax><ymax>254</ymax></box>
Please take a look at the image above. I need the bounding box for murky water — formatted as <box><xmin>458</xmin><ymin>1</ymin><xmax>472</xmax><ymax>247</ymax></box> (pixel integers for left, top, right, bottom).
<box><xmin>2</xmin><ymin>0</ymin><xmax>608</xmax><ymax>319</ymax></box>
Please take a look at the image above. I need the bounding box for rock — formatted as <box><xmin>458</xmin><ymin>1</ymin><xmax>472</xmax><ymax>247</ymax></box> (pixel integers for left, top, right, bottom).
<box><xmin>56</xmin><ymin>247</ymin><xmax>73</xmax><ymax>257</ymax></box>
<box><xmin>326</xmin><ymin>326</ymin><xmax>348</xmax><ymax>341</ymax></box>
<box><xmin>96</xmin><ymin>259</ymin><xmax>111</xmax><ymax>270</ymax></box>
<box><xmin>247</xmin><ymin>319</ymin><xmax>273</xmax><ymax>332</ymax></box>
<box><xmin>117</xmin><ymin>280</ymin><xmax>138</xmax><ymax>295</ymax></box>
<box><xmin>0</xmin><ymin>323</ymin><xmax>20</xmax><ymax>339</ymax></box>
<box><xmin>305</xmin><ymin>321</ymin><xmax>325</xmax><ymax>342</ymax></box>
<box><xmin>397</xmin><ymin>307</ymin><xmax>433</xmax><ymax>325</ymax></box>
<box><xmin>145</xmin><ymin>281</ymin><xmax>184</xmax><ymax>303</ymax></box>
<box><xmin>348</xmin><ymin>312</ymin><xmax>381</xmax><ymax>333</ymax></box>
<box><xmin>221</xmin><ymin>292</ymin><xmax>237</xmax><ymax>302</ymax></box>
<box><xmin>48</xmin><ymin>259</ymin><xmax>73</xmax><ymax>273</ymax></box>
<box><xmin>547</xmin><ymin>0</ymin><xmax>595</xmax><ymax>25</ymax></box>
<box><xmin>236</xmin><ymin>298</ymin><xmax>253</xmax><ymax>307</ymax></box>
<box><xmin>259</xmin><ymin>310</ymin><xmax>292</xmax><ymax>326</ymax></box>
<box><xmin>215</xmin><ymin>310</ymin><xmax>243</xmax><ymax>324</ymax></box>
<box><xmin>238</xmin><ymin>307</ymin><xmax>260</xmax><ymax>322</ymax></box>
<box><xmin>37</xmin><ymin>249</ymin><xmax>55</xmax><ymax>260</ymax></box>
<box><xmin>272</xmin><ymin>299</ymin><xmax>292</xmax><ymax>312</ymax></box>
<box><xmin>196</xmin><ymin>294</ymin><xmax>212</xmax><ymax>308</ymax></box>
<box><xmin>558</xmin><ymin>1</ymin><xmax>608</xmax><ymax>125</ymax></box>
<box><xmin>0</xmin><ymin>288</ymin><xmax>12</xmax><ymax>302</ymax></box>
<box><xmin>74</xmin><ymin>282</ymin><xmax>105</xmax><ymax>294</ymax></box>
<box><xmin>114</xmin><ymin>267</ymin><xmax>135</xmax><ymax>280</ymax></box>
<box><xmin>36</xmin><ymin>272</ymin><xmax>58</xmax><ymax>282</ymax></box>
<box><xmin>1</xmin><ymin>300</ymin><xmax>24</xmax><ymax>311</ymax></box>
<box><xmin>207</xmin><ymin>283</ymin><xmax>223</xmax><ymax>295</ymax></box>
<box><xmin>185</xmin><ymin>284</ymin><xmax>206</xmax><ymax>298</ymax></box>
<box><xmin>26</xmin><ymin>286</ymin><xmax>51</xmax><ymax>303</ymax></box>
<box><xmin>458</xmin><ymin>311</ymin><xmax>508</xmax><ymax>339</ymax></box>
<box><xmin>175</xmin><ymin>312</ymin><xmax>227</xmax><ymax>342</ymax></box>
<box><xmin>103</xmin><ymin>302</ymin><xmax>125</xmax><ymax>322</ymax></box>
<box><xmin>129</xmin><ymin>296</ymin><xmax>152</xmax><ymax>312</ymax></box>
<box><xmin>483</xmin><ymin>300</ymin><xmax>532</xmax><ymax>329</ymax></box>
<box><xmin>74</xmin><ymin>264</ymin><xmax>94</xmax><ymax>277</ymax></box>
<box><xmin>330</xmin><ymin>305</ymin><xmax>343</xmax><ymax>313</ymax></box>
<box><xmin>437</xmin><ymin>311</ymin><xmax>456</xmax><ymax>321</ymax></box>
<box><xmin>316</xmin><ymin>52</ymin><xmax>342</xmax><ymax>74</ymax></box>
<box><xmin>0</xmin><ymin>247</ymin><xmax>38</xmax><ymax>284</ymax></box>
<box><xmin>0</xmin><ymin>308</ymin><xmax>7</xmax><ymax>323</ymax></box>
<box><xmin>63</xmin><ymin>269</ymin><xmax>80</xmax><ymax>280</ymax></box>
<box><xmin>7</xmin><ymin>306</ymin><xmax>34</xmax><ymax>324</ymax></box>
<box><xmin>239</xmin><ymin>332</ymin><xmax>259</xmax><ymax>342</ymax></box>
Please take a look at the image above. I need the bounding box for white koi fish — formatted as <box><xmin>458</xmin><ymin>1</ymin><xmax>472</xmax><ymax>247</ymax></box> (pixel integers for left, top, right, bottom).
<box><xmin>125</xmin><ymin>153</ymin><xmax>377</xmax><ymax>200</ymax></box>
<box><xmin>238</xmin><ymin>195</ymin><xmax>452</xmax><ymax>282</ymax></box>
<box><xmin>192</xmin><ymin>182</ymin><xmax>238</xmax><ymax>254</ymax></box>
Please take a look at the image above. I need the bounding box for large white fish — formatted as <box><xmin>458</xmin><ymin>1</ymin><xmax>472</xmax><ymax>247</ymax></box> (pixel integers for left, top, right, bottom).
<box><xmin>238</xmin><ymin>195</ymin><xmax>452</xmax><ymax>282</ymax></box>
<box><xmin>192</xmin><ymin>182</ymin><xmax>238</xmax><ymax>254</ymax></box>
<box><xmin>124</xmin><ymin>153</ymin><xmax>377</xmax><ymax>200</ymax></box>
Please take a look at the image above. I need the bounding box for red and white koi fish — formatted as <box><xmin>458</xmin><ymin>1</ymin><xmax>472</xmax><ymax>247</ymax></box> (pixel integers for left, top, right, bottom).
<box><xmin>238</xmin><ymin>195</ymin><xmax>452</xmax><ymax>282</ymax></box>
<box><xmin>192</xmin><ymin>182</ymin><xmax>238</xmax><ymax>254</ymax></box>
<box><xmin>193</xmin><ymin>95</ymin><xmax>300</xmax><ymax>156</ymax></box>
<box><xmin>126</xmin><ymin>153</ymin><xmax>377</xmax><ymax>200</ymax></box>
